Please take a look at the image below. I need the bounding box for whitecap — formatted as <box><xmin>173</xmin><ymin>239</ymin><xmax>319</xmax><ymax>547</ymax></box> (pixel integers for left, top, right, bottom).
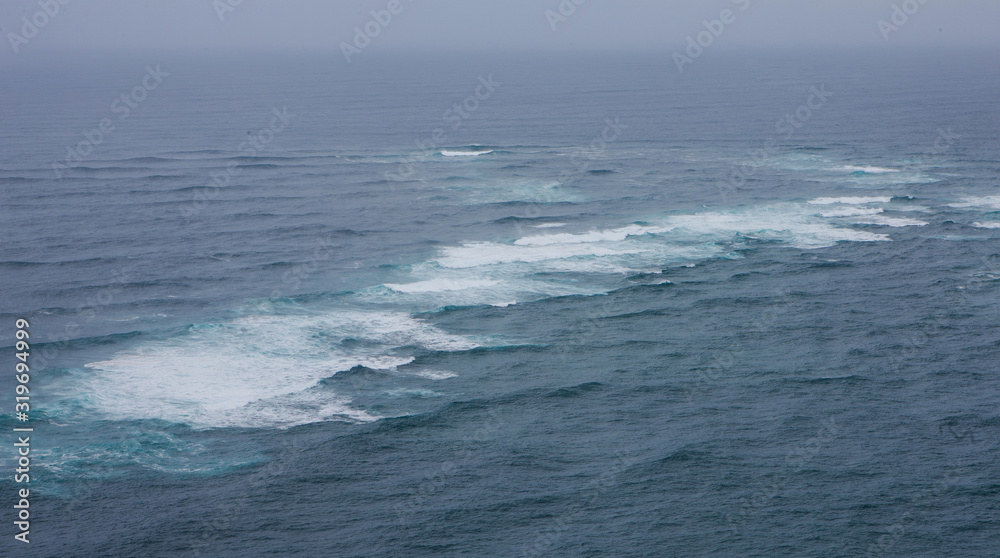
<box><xmin>436</xmin><ymin>241</ymin><xmax>649</xmax><ymax>268</ymax></box>
<box><xmin>385</xmin><ymin>278</ymin><xmax>498</xmax><ymax>293</ymax></box>
<box><xmin>837</xmin><ymin>165</ymin><xmax>901</xmax><ymax>174</ymax></box>
<box><xmin>851</xmin><ymin>216</ymin><xmax>928</xmax><ymax>227</ymax></box>
<box><xmin>808</xmin><ymin>196</ymin><xmax>892</xmax><ymax>205</ymax></box>
<box><xmin>949</xmin><ymin>196</ymin><xmax>1000</xmax><ymax>210</ymax></box>
<box><xmin>80</xmin><ymin>311</ymin><xmax>478</xmax><ymax>429</ymax></box>
<box><xmin>441</xmin><ymin>149</ymin><xmax>494</xmax><ymax>157</ymax></box>
<box><xmin>818</xmin><ymin>207</ymin><xmax>884</xmax><ymax>218</ymax></box>
<box><xmin>412</xmin><ymin>370</ymin><xmax>459</xmax><ymax>380</ymax></box>
<box><xmin>514</xmin><ymin>224</ymin><xmax>672</xmax><ymax>246</ymax></box>
<box><xmin>664</xmin><ymin>204</ymin><xmax>890</xmax><ymax>248</ymax></box>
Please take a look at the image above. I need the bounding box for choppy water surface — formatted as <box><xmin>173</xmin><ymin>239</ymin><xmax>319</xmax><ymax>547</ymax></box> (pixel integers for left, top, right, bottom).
<box><xmin>1</xmin><ymin>51</ymin><xmax>998</xmax><ymax>556</ymax></box>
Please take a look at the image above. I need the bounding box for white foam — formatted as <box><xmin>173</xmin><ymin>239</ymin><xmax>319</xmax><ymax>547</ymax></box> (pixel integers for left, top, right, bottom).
<box><xmin>972</xmin><ymin>221</ymin><xmax>1000</xmax><ymax>229</ymax></box>
<box><xmin>385</xmin><ymin>278</ymin><xmax>498</xmax><ymax>293</ymax></box>
<box><xmin>514</xmin><ymin>224</ymin><xmax>672</xmax><ymax>246</ymax></box>
<box><xmin>808</xmin><ymin>196</ymin><xmax>892</xmax><ymax>205</ymax></box>
<box><xmin>851</xmin><ymin>216</ymin><xmax>928</xmax><ymax>227</ymax></box>
<box><xmin>357</xmin><ymin>264</ymin><xmax>598</xmax><ymax>308</ymax></box>
<box><xmin>77</xmin><ymin>196</ymin><xmax>927</xmax><ymax>430</ymax></box>
<box><xmin>412</xmin><ymin>370</ymin><xmax>459</xmax><ymax>380</ymax></box>
<box><xmin>818</xmin><ymin>207</ymin><xmax>884</xmax><ymax>218</ymax></box>
<box><xmin>950</xmin><ymin>196</ymin><xmax>1000</xmax><ymax>210</ymax></box>
<box><xmin>441</xmin><ymin>149</ymin><xmax>494</xmax><ymax>157</ymax></box>
<box><xmin>222</xmin><ymin>389</ymin><xmax>379</xmax><ymax>429</ymax></box>
<box><xmin>361</xmin><ymin>221</ymin><xmax>729</xmax><ymax>308</ymax></box>
<box><xmin>889</xmin><ymin>205</ymin><xmax>930</xmax><ymax>213</ymax></box>
<box><xmin>532</xmin><ymin>223</ymin><xmax>567</xmax><ymax>228</ymax></box>
<box><xmin>81</xmin><ymin>311</ymin><xmax>478</xmax><ymax>429</ymax></box>
<box><xmin>770</xmin><ymin>154</ymin><xmax>935</xmax><ymax>184</ymax></box>
<box><xmin>384</xmin><ymin>388</ymin><xmax>442</xmax><ymax>398</ymax></box>
<box><xmin>664</xmin><ymin>204</ymin><xmax>890</xmax><ymax>248</ymax></box>
<box><xmin>838</xmin><ymin>165</ymin><xmax>900</xmax><ymax>174</ymax></box>
<box><xmin>424</xmin><ymin>202</ymin><xmax>894</xmax><ymax>303</ymax></box>
<box><xmin>436</xmin><ymin>241</ymin><xmax>648</xmax><ymax>268</ymax></box>
<box><xmin>536</xmin><ymin>258</ymin><xmax>644</xmax><ymax>274</ymax></box>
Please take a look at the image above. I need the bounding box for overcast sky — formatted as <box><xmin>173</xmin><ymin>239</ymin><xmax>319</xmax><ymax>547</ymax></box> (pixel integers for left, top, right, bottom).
<box><xmin>2</xmin><ymin>0</ymin><xmax>998</xmax><ymax>56</ymax></box>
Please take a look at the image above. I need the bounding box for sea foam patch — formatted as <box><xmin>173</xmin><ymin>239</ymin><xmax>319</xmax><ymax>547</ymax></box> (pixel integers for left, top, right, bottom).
<box><xmin>808</xmin><ymin>196</ymin><xmax>893</xmax><ymax>205</ymax></box>
<box><xmin>436</xmin><ymin>241</ymin><xmax>649</xmax><ymax>269</ymax></box>
<box><xmin>950</xmin><ymin>196</ymin><xmax>1000</xmax><ymax>210</ymax></box>
<box><xmin>81</xmin><ymin>311</ymin><xmax>478</xmax><ymax>428</ymax></box>
<box><xmin>802</xmin><ymin>199</ymin><xmax>926</xmax><ymax>226</ymax></box>
<box><xmin>400</xmin><ymin>201</ymin><xmax>902</xmax><ymax>304</ymax></box>
<box><xmin>817</xmin><ymin>207</ymin><xmax>884</xmax><ymax>218</ymax></box>
<box><xmin>531</xmin><ymin>222</ymin><xmax>568</xmax><ymax>228</ymax></box>
<box><xmin>78</xmin><ymin>198</ymin><xmax>914</xmax><ymax>429</ymax></box>
<box><xmin>375</xmin><ymin>201</ymin><xmax>897</xmax><ymax>309</ymax></box>
<box><xmin>441</xmin><ymin>149</ymin><xmax>494</xmax><ymax>157</ymax></box>
<box><xmin>851</xmin><ymin>216</ymin><xmax>928</xmax><ymax>227</ymax></box>
<box><xmin>385</xmin><ymin>277</ymin><xmax>499</xmax><ymax>293</ymax></box>
<box><xmin>664</xmin><ymin>204</ymin><xmax>890</xmax><ymax>248</ymax></box>
<box><xmin>836</xmin><ymin>165</ymin><xmax>900</xmax><ymax>174</ymax></box>
<box><xmin>514</xmin><ymin>224</ymin><xmax>673</xmax><ymax>246</ymax></box>
<box><xmin>769</xmin><ymin>153</ymin><xmax>936</xmax><ymax>185</ymax></box>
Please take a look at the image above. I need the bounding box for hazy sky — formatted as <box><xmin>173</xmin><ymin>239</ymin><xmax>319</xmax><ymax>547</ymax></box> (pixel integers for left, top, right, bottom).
<box><xmin>2</xmin><ymin>0</ymin><xmax>998</xmax><ymax>56</ymax></box>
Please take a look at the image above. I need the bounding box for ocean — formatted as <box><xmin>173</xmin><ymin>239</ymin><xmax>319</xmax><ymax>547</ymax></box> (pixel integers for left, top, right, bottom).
<box><xmin>1</xmin><ymin>49</ymin><xmax>998</xmax><ymax>556</ymax></box>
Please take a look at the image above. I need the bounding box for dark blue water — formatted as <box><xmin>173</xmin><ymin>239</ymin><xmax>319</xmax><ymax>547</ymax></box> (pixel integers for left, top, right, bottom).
<box><xmin>2</xmin><ymin>49</ymin><xmax>999</xmax><ymax>556</ymax></box>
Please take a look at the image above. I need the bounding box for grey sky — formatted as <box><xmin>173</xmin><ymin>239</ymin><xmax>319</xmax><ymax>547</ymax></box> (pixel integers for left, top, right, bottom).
<box><xmin>2</xmin><ymin>0</ymin><xmax>997</xmax><ymax>56</ymax></box>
